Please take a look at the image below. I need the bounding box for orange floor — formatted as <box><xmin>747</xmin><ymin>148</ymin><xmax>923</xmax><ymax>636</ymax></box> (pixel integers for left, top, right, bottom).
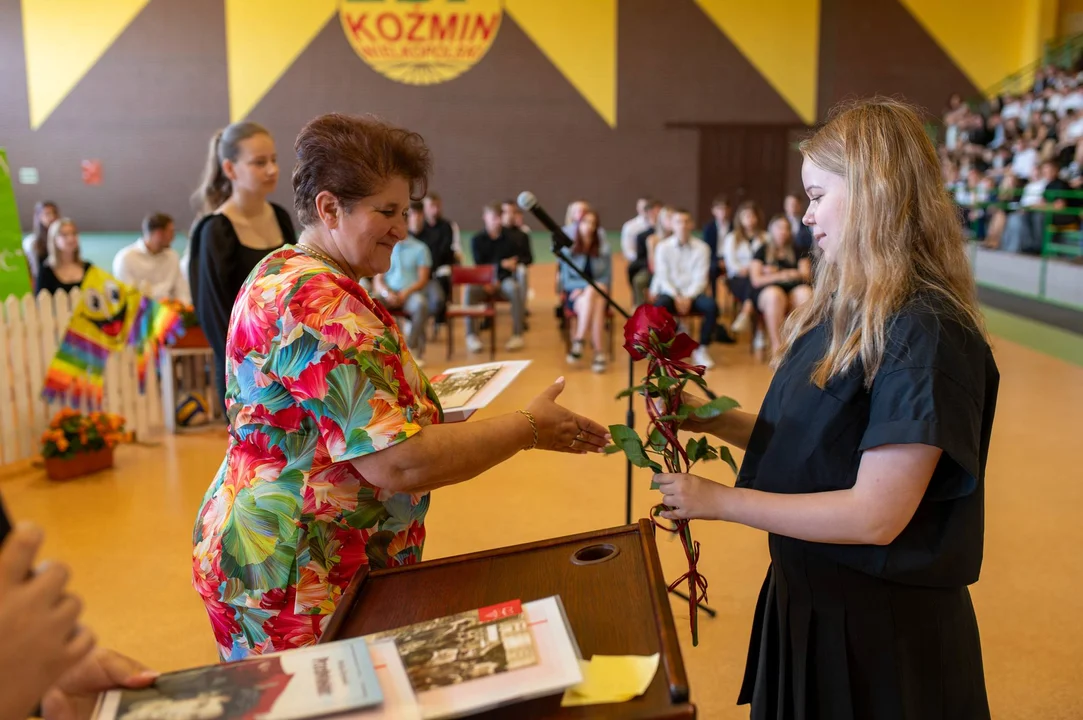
<box><xmin>2</xmin><ymin>262</ymin><xmax>1081</xmax><ymax>719</ymax></box>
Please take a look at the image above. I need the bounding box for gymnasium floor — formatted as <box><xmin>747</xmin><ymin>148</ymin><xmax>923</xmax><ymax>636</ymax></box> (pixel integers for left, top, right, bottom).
<box><xmin>2</xmin><ymin>258</ymin><xmax>1081</xmax><ymax>719</ymax></box>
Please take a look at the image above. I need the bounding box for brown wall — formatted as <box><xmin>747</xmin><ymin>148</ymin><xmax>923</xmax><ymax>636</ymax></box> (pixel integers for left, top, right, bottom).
<box><xmin>0</xmin><ymin>0</ymin><xmax>979</xmax><ymax>233</ymax></box>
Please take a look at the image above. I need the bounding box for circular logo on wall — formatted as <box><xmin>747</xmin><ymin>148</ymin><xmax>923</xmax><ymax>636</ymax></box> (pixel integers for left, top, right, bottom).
<box><xmin>340</xmin><ymin>0</ymin><xmax>503</xmax><ymax>85</ymax></box>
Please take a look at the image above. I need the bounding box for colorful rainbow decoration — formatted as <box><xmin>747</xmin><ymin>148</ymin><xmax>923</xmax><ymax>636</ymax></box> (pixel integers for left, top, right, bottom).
<box><xmin>42</xmin><ymin>266</ymin><xmax>186</xmax><ymax>406</ymax></box>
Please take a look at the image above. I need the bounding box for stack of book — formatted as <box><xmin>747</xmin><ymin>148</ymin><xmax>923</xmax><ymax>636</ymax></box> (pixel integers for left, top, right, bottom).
<box><xmin>92</xmin><ymin>596</ymin><xmax>582</xmax><ymax>720</ymax></box>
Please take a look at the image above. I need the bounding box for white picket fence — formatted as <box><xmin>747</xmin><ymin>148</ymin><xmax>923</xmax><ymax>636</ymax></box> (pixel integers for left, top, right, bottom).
<box><xmin>0</xmin><ymin>289</ymin><xmax>166</xmax><ymax>465</ymax></box>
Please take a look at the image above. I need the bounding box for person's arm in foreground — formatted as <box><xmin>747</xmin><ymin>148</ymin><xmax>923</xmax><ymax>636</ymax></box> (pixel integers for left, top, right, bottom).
<box><xmin>655</xmin><ymin>443</ymin><xmax>941</xmax><ymax>545</ymax></box>
<box><xmin>352</xmin><ymin>378</ymin><xmax>610</xmax><ymax>494</ymax></box>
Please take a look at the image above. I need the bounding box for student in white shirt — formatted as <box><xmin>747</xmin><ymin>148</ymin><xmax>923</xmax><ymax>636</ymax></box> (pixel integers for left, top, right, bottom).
<box><xmin>650</xmin><ymin>209</ymin><xmax>717</xmax><ymax>369</ymax></box>
<box><xmin>721</xmin><ymin>201</ymin><xmax>768</xmax><ymax>334</ymax></box>
<box><xmin>620</xmin><ymin>197</ymin><xmax>651</xmax><ymax>262</ymax></box>
<box><xmin>112</xmin><ymin>213</ymin><xmax>191</xmax><ymax>304</ymax></box>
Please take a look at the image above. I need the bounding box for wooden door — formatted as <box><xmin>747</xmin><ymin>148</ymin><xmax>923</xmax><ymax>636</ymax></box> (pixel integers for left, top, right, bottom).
<box><xmin>694</xmin><ymin>124</ymin><xmax>796</xmax><ymax>223</ymax></box>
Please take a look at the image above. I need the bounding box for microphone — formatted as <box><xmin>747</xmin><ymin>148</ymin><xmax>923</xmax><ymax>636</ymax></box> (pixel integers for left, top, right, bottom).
<box><xmin>517</xmin><ymin>191</ymin><xmax>574</xmax><ymax>250</ymax></box>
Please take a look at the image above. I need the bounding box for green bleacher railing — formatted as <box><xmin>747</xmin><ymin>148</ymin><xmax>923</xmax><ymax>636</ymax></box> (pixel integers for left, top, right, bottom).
<box><xmin>958</xmin><ymin>187</ymin><xmax>1083</xmax><ymax>259</ymax></box>
<box><xmin>979</xmin><ymin>33</ymin><xmax>1083</xmax><ymax>102</ymax></box>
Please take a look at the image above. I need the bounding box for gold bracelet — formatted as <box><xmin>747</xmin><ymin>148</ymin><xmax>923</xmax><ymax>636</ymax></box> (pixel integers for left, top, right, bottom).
<box><xmin>516</xmin><ymin>409</ymin><xmax>538</xmax><ymax>450</ymax></box>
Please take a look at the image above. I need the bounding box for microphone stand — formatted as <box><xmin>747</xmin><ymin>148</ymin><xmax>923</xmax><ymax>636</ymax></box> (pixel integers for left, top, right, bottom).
<box><xmin>550</xmin><ymin>233</ymin><xmax>716</xmax><ymax>618</ymax></box>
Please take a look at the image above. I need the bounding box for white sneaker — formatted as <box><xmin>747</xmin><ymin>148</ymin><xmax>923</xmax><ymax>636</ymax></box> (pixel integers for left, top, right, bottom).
<box><xmin>592</xmin><ymin>354</ymin><xmax>608</xmax><ymax>373</ymax></box>
<box><xmin>466</xmin><ymin>334</ymin><xmax>484</xmax><ymax>353</ymax></box>
<box><xmin>730</xmin><ymin>311</ymin><xmax>749</xmax><ymax>334</ymax></box>
<box><xmin>567</xmin><ymin>339</ymin><xmax>584</xmax><ymax>364</ymax></box>
<box><xmin>753</xmin><ymin>330</ymin><xmax>766</xmax><ymax>351</ymax></box>
<box><xmin>505</xmin><ymin>335</ymin><xmax>525</xmax><ymax>351</ymax></box>
<box><xmin>692</xmin><ymin>346</ymin><xmax>715</xmax><ymax>369</ymax></box>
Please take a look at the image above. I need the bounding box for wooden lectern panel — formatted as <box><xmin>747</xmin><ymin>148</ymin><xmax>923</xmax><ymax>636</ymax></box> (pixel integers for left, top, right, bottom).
<box><xmin>322</xmin><ymin>520</ymin><xmax>696</xmax><ymax>719</ymax></box>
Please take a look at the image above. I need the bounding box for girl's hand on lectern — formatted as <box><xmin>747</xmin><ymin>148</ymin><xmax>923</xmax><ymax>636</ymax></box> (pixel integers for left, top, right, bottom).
<box><xmin>526</xmin><ymin>377</ymin><xmax>610</xmax><ymax>454</ymax></box>
<box><xmin>654</xmin><ymin>472</ymin><xmax>729</xmax><ymax>521</ymax></box>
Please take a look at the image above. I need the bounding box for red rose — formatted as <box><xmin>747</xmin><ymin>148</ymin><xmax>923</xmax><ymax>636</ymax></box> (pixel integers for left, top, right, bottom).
<box><xmin>669</xmin><ymin>332</ymin><xmax>699</xmax><ymax>361</ymax></box>
<box><xmin>623</xmin><ymin>304</ymin><xmax>678</xmax><ymax>360</ymax></box>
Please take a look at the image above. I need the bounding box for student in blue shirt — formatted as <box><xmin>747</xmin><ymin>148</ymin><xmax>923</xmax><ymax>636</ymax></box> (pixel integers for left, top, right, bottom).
<box><xmin>559</xmin><ymin>210</ymin><xmax>612</xmax><ymax>372</ymax></box>
<box><xmin>374</xmin><ymin>202</ymin><xmax>434</xmax><ymax>365</ymax></box>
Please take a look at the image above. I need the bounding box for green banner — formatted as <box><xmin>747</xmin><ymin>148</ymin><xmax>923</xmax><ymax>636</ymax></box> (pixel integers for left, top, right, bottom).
<box><xmin>0</xmin><ymin>149</ymin><xmax>32</xmax><ymax>299</ymax></box>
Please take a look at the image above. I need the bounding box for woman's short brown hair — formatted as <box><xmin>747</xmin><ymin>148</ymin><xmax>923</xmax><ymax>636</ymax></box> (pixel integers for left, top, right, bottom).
<box><xmin>293</xmin><ymin>113</ymin><xmax>432</xmax><ymax>227</ymax></box>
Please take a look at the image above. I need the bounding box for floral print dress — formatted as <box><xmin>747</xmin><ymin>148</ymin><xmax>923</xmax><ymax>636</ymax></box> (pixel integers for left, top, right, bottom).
<box><xmin>192</xmin><ymin>246</ymin><xmax>441</xmax><ymax>661</ymax></box>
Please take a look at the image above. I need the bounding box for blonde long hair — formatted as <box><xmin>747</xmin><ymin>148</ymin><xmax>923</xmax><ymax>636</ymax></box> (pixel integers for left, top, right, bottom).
<box><xmin>778</xmin><ymin>99</ymin><xmax>986</xmax><ymax>388</ymax></box>
<box><xmin>45</xmin><ymin>218</ymin><xmax>80</xmax><ymax>268</ymax></box>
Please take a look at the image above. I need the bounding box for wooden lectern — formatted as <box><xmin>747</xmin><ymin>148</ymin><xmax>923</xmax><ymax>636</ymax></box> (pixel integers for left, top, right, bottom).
<box><xmin>322</xmin><ymin>520</ymin><xmax>696</xmax><ymax>718</ymax></box>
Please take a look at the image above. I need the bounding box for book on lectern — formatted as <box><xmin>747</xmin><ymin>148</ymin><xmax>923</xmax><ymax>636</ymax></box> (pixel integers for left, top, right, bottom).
<box><xmin>428</xmin><ymin>360</ymin><xmax>530</xmax><ymax>423</ymax></box>
<box><xmin>359</xmin><ymin>596</ymin><xmax>583</xmax><ymax>719</ymax></box>
<box><xmin>91</xmin><ymin>637</ymin><xmax>383</xmax><ymax>720</ymax></box>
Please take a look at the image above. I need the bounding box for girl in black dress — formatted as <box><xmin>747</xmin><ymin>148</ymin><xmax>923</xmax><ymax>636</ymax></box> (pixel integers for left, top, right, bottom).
<box><xmin>750</xmin><ymin>214</ymin><xmax>813</xmax><ymax>355</ymax></box>
<box><xmin>35</xmin><ymin>218</ymin><xmax>92</xmax><ymax>294</ymax></box>
<box><xmin>188</xmin><ymin>122</ymin><xmax>295</xmax><ymax>413</ymax></box>
<box><xmin>655</xmin><ymin>99</ymin><xmax>998</xmax><ymax>719</ymax></box>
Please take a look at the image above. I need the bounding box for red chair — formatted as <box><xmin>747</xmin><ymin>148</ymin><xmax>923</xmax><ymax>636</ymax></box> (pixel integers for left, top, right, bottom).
<box><xmin>444</xmin><ymin>265</ymin><xmax>498</xmax><ymax>361</ymax></box>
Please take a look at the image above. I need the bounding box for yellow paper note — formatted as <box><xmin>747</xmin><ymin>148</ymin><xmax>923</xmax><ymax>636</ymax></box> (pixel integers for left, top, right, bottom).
<box><xmin>560</xmin><ymin>653</ymin><xmax>660</xmax><ymax>707</ymax></box>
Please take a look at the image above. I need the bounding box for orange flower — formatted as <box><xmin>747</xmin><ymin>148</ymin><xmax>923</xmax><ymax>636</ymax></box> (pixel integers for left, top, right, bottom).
<box><xmin>56</xmin><ymin>437</ymin><xmax>69</xmax><ymax>452</ymax></box>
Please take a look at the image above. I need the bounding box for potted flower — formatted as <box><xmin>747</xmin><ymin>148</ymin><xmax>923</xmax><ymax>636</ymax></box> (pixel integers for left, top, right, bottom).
<box><xmin>41</xmin><ymin>408</ymin><xmax>129</xmax><ymax>481</ymax></box>
<box><xmin>607</xmin><ymin>305</ymin><xmax>740</xmax><ymax>646</ymax></box>
<box><xmin>162</xmin><ymin>300</ymin><xmax>207</xmax><ymax>349</ymax></box>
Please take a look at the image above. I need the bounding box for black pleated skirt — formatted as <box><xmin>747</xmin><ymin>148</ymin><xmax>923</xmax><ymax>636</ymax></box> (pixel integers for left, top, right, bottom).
<box><xmin>738</xmin><ymin>536</ymin><xmax>991</xmax><ymax>720</ymax></box>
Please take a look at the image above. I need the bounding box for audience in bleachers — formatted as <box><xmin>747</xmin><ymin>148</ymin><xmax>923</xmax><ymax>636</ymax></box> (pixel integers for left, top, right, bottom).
<box><xmin>466</xmin><ymin>203</ymin><xmax>526</xmax><ymax>353</ymax></box>
<box><xmin>22</xmin><ymin>200</ymin><xmax>58</xmax><ymax>286</ymax></box>
<box><xmin>112</xmin><ymin>213</ymin><xmax>190</xmax><ymax>304</ymax></box>
<box><xmin>374</xmin><ymin>202</ymin><xmax>434</xmax><ymax>365</ymax></box>
<box><xmin>751</xmin><ymin>215</ymin><xmax>813</xmax><ymax>355</ymax></box>
<box><xmin>940</xmin><ymin>64</ymin><xmax>1083</xmax><ymax>258</ymax></box>
<box><xmin>560</xmin><ymin>209</ymin><xmax>612</xmax><ymax>373</ymax></box>
<box><xmin>650</xmin><ymin>209</ymin><xmax>717</xmax><ymax>369</ymax></box>
<box><xmin>35</xmin><ymin>219</ymin><xmax>91</xmax><ymax>295</ymax></box>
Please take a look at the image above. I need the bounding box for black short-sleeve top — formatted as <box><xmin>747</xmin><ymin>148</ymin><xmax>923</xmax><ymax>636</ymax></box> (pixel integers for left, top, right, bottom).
<box><xmin>736</xmin><ymin>294</ymin><xmax>999</xmax><ymax>587</ymax></box>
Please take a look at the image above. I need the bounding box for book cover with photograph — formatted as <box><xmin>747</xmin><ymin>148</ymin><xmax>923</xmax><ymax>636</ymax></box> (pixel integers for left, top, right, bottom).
<box><xmin>365</xmin><ymin>596</ymin><xmax>583</xmax><ymax>719</ymax></box>
<box><xmin>428</xmin><ymin>360</ymin><xmax>530</xmax><ymax>423</ymax></box>
<box><xmin>92</xmin><ymin>637</ymin><xmax>382</xmax><ymax>720</ymax></box>
<box><xmin>366</xmin><ymin>600</ymin><xmax>537</xmax><ymax>693</ymax></box>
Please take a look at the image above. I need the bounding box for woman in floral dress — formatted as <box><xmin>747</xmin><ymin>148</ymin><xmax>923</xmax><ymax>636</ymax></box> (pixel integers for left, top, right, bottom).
<box><xmin>193</xmin><ymin>113</ymin><xmax>610</xmax><ymax>661</ymax></box>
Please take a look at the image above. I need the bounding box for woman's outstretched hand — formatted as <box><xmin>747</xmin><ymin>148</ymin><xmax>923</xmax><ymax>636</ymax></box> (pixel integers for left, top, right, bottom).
<box><xmin>654</xmin><ymin>472</ymin><xmax>729</xmax><ymax>521</ymax></box>
<box><xmin>527</xmin><ymin>377</ymin><xmax>610</xmax><ymax>454</ymax></box>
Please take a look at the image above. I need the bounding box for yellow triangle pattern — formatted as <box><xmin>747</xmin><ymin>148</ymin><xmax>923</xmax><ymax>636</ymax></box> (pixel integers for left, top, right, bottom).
<box><xmin>21</xmin><ymin>0</ymin><xmax>150</xmax><ymax>130</ymax></box>
<box><xmin>504</xmin><ymin>0</ymin><xmax>617</xmax><ymax>127</ymax></box>
<box><xmin>694</xmin><ymin>0</ymin><xmax>819</xmax><ymax>125</ymax></box>
<box><xmin>226</xmin><ymin>0</ymin><xmax>336</xmax><ymax>123</ymax></box>
<box><xmin>897</xmin><ymin>0</ymin><xmax>1033</xmax><ymax>94</ymax></box>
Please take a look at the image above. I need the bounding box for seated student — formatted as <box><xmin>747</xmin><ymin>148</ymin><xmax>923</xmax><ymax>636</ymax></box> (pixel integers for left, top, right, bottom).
<box><xmin>750</xmin><ymin>214</ymin><xmax>813</xmax><ymax>355</ymax></box>
<box><xmin>35</xmin><ymin>219</ymin><xmax>91</xmax><ymax>295</ymax></box>
<box><xmin>23</xmin><ymin>201</ymin><xmax>59</xmax><ymax>285</ymax></box>
<box><xmin>466</xmin><ymin>203</ymin><xmax>526</xmax><ymax>353</ymax></box>
<box><xmin>0</xmin><ymin>498</ymin><xmax>156</xmax><ymax>720</ymax></box>
<box><xmin>650</xmin><ymin>209</ymin><xmax>718</xmax><ymax>369</ymax></box>
<box><xmin>374</xmin><ymin>203</ymin><xmax>435</xmax><ymax>365</ymax></box>
<box><xmin>560</xmin><ymin>209</ymin><xmax>612</xmax><ymax>373</ymax></box>
<box><xmin>721</xmin><ymin>201</ymin><xmax>768</xmax><ymax>336</ymax></box>
<box><xmin>701</xmin><ymin>196</ymin><xmax>733</xmax><ymax>293</ymax></box>
<box><xmin>419</xmin><ymin>193</ymin><xmax>461</xmax><ymax>325</ymax></box>
<box><xmin>783</xmin><ymin>194</ymin><xmax>815</xmax><ymax>254</ymax></box>
<box><xmin>502</xmin><ymin>199</ymin><xmax>533</xmax><ymax>316</ymax></box>
<box><xmin>113</xmin><ymin>212</ymin><xmax>191</xmax><ymax>303</ymax></box>
<box><xmin>627</xmin><ymin>199</ymin><xmax>662</xmax><ymax>306</ymax></box>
